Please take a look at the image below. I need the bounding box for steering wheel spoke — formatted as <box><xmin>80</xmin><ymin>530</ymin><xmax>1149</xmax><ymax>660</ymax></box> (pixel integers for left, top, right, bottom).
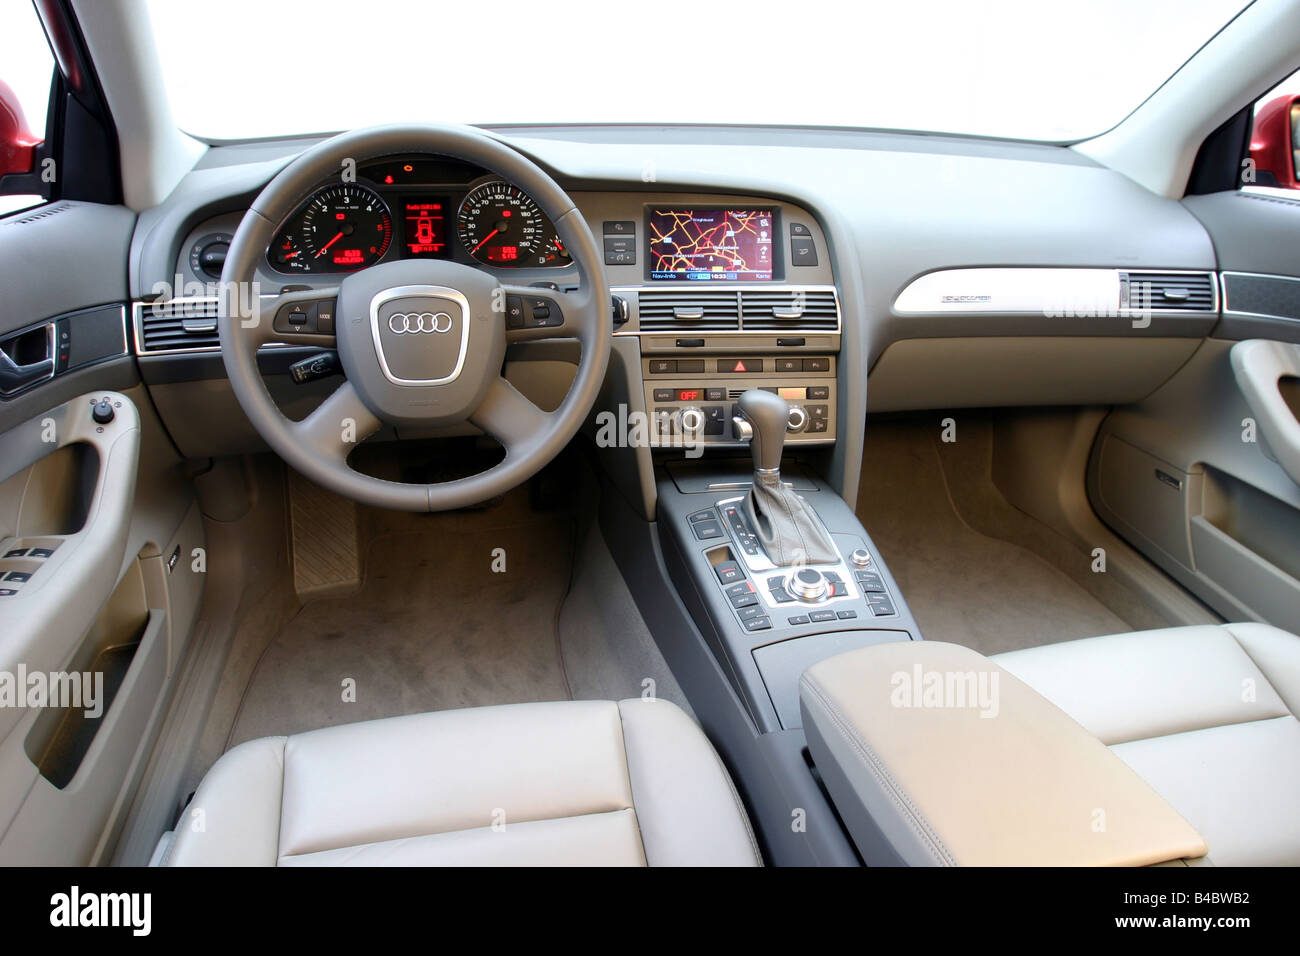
<box><xmin>500</xmin><ymin>284</ymin><xmax>590</xmax><ymax>343</ymax></box>
<box><xmin>469</xmin><ymin>376</ymin><xmax>553</xmax><ymax>457</ymax></box>
<box><xmin>290</xmin><ymin>380</ymin><xmax>382</xmax><ymax>463</ymax></box>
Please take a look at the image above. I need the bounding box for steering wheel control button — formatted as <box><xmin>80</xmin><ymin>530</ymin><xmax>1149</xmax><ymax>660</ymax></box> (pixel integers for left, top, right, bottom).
<box><xmin>91</xmin><ymin>398</ymin><xmax>115</xmax><ymax>424</ymax></box>
<box><xmin>788</xmin><ymin>568</ymin><xmax>828</xmax><ymax>601</ymax></box>
<box><xmin>312</xmin><ymin>298</ymin><xmax>337</xmax><ymax>333</ymax></box>
<box><xmin>505</xmin><ymin>295</ymin><xmax>525</xmax><ymax>329</ymax></box>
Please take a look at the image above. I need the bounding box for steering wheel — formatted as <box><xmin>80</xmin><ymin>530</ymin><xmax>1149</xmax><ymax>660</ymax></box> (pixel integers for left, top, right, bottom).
<box><xmin>218</xmin><ymin>124</ymin><xmax>610</xmax><ymax>511</ymax></box>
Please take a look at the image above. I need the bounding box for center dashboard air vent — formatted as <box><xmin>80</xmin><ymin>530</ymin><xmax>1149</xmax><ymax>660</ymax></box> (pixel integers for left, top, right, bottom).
<box><xmin>1120</xmin><ymin>272</ymin><xmax>1216</xmax><ymax>313</ymax></box>
<box><xmin>636</xmin><ymin>290</ymin><xmax>741</xmax><ymax>331</ymax></box>
<box><xmin>136</xmin><ymin>298</ymin><xmax>221</xmax><ymax>353</ymax></box>
<box><xmin>739</xmin><ymin>288</ymin><xmax>839</xmax><ymax>330</ymax></box>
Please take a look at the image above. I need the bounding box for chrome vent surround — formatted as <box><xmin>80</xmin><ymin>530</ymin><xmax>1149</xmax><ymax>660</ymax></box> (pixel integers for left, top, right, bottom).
<box><xmin>637</xmin><ymin>289</ymin><xmax>741</xmax><ymax>331</ymax></box>
<box><xmin>1120</xmin><ymin>272</ymin><xmax>1216</xmax><ymax>313</ymax></box>
<box><xmin>631</xmin><ymin>286</ymin><xmax>840</xmax><ymax>333</ymax></box>
<box><xmin>739</xmin><ymin>288</ymin><xmax>839</xmax><ymax>330</ymax></box>
<box><xmin>134</xmin><ymin>297</ymin><xmax>221</xmax><ymax>353</ymax></box>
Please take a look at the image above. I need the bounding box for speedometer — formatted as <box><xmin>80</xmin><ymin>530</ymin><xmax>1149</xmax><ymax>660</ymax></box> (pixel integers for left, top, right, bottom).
<box><xmin>456</xmin><ymin>182</ymin><xmax>568</xmax><ymax>267</ymax></box>
<box><xmin>290</xmin><ymin>183</ymin><xmax>393</xmax><ymax>272</ymax></box>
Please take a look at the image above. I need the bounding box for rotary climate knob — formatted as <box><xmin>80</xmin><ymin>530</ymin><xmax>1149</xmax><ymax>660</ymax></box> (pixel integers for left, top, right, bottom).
<box><xmin>786</xmin><ymin>405</ymin><xmax>808</xmax><ymax>432</ymax></box>
<box><xmin>787</xmin><ymin>567</ymin><xmax>828</xmax><ymax>601</ymax></box>
<box><xmin>679</xmin><ymin>406</ymin><xmax>706</xmax><ymax>435</ymax></box>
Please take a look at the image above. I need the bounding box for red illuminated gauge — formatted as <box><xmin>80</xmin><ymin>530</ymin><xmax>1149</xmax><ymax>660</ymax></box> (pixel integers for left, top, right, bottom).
<box><xmin>295</xmin><ymin>183</ymin><xmax>393</xmax><ymax>272</ymax></box>
<box><xmin>456</xmin><ymin>181</ymin><xmax>566</xmax><ymax>267</ymax></box>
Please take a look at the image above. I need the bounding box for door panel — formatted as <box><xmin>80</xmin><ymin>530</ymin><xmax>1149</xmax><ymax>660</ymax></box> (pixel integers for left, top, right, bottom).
<box><xmin>0</xmin><ymin>201</ymin><xmax>203</xmax><ymax>863</ymax></box>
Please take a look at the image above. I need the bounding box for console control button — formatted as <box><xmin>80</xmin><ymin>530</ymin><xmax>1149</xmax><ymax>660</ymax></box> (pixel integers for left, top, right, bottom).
<box><xmin>705</xmin><ymin>388</ymin><xmax>726</xmax><ymax>401</ymax></box>
<box><xmin>5</xmin><ymin>571</ymin><xmax>32</xmax><ymax>582</ymax></box>
<box><xmin>870</xmin><ymin>600</ymin><xmax>898</xmax><ymax>617</ymax></box>
<box><xmin>790</xmin><ymin>236</ymin><xmax>818</xmax><ymax>266</ymax></box>
<box><xmin>790</xmin><ymin>223</ymin><xmax>812</xmax><ymax>237</ymax></box>
<box><xmin>787</xmin><ymin>568</ymin><xmax>828</xmax><ymax>601</ymax></box>
<box><xmin>837</xmin><ymin>610</ymin><xmax>859</xmax><ymax>620</ymax></box>
<box><xmin>855</xmin><ymin>571</ymin><xmax>885</xmax><ymax>592</ymax></box>
<box><xmin>28</xmin><ymin>547</ymin><xmax>54</xmax><ymax>559</ymax></box>
<box><xmin>743</xmin><ymin>616</ymin><xmax>772</xmax><ymax>632</ymax></box>
<box><xmin>714</xmin><ymin>561</ymin><xmax>745</xmax><ymax>585</ymax></box>
<box><xmin>804</xmin><ymin>357</ymin><xmax>831</xmax><ymax>372</ymax></box>
<box><xmin>809</xmin><ymin>610</ymin><xmax>837</xmax><ymax>623</ymax></box>
<box><xmin>687</xmin><ymin>510</ymin><xmax>715</xmax><ymax>523</ymax></box>
<box><xmin>850</xmin><ymin>548</ymin><xmax>872</xmax><ymax>568</ymax></box>
<box><xmin>787</xmin><ymin>614</ymin><xmax>811</xmax><ymax>625</ymax></box>
<box><xmin>4</xmin><ymin>548</ymin><xmax>27</xmax><ymax>558</ymax></box>
<box><xmin>808</xmin><ymin>386</ymin><xmax>830</xmax><ymax>400</ymax></box>
<box><xmin>717</xmin><ymin>358</ymin><xmax>762</xmax><ymax>373</ymax></box>
<box><xmin>653</xmin><ymin>388</ymin><xmax>674</xmax><ymax>402</ymax></box>
<box><xmin>692</xmin><ymin>520</ymin><xmax>723</xmax><ymax>540</ymax></box>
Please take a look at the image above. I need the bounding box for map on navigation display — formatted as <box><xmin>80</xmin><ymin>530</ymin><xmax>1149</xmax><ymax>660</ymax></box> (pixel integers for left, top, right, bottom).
<box><xmin>648</xmin><ymin>208</ymin><xmax>774</xmax><ymax>280</ymax></box>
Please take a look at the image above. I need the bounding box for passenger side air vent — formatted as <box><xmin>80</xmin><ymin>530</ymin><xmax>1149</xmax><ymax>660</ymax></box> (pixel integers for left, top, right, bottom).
<box><xmin>1120</xmin><ymin>272</ymin><xmax>1216</xmax><ymax>313</ymax></box>
<box><xmin>740</xmin><ymin>288</ymin><xmax>840</xmax><ymax>330</ymax></box>
<box><xmin>136</xmin><ymin>298</ymin><xmax>221</xmax><ymax>353</ymax></box>
<box><xmin>636</xmin><ymin>290</ymin><xmax>741</xmax><ymax>331</ymax></box>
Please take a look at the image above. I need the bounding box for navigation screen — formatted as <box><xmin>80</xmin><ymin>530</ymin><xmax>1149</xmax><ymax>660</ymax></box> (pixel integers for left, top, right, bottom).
<box><xmin>648</xmin><ymin>208</ymin><xmax>774</xmax><ymax>281</ymax></box>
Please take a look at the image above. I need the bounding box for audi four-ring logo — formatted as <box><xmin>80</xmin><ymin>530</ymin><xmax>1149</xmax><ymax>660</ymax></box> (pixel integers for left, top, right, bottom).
<box><xmin>387</xmin><ymin>311</ymin><xmax>454</xmax><ymax>334</ymax></box>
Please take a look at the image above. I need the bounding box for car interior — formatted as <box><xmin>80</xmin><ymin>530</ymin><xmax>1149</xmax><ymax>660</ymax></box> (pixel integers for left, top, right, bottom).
<box><xmin>1</xmin><ymin>0</ymin><xmax>1299</xmax><ymax>870</ymax></box>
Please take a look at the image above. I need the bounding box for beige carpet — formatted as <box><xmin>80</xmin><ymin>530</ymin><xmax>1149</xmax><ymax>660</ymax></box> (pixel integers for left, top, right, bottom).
<box><xmin>856</xmin><ymin>419</ymin><xmax>1132</xmax><ymax>655</ymax></box>
<box><xmin>227</xmin><ymin>499</ymin><xmax>575</xmax><ymax>746</ymax></box>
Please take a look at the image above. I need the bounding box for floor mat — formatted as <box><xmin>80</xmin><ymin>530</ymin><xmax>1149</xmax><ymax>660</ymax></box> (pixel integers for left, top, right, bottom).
<box><xmin>856</xmin><ymin>421</ymin><xmax>1131</xmax><ymax>655</ymax></box>
<box><xmin>227</xmin><ymin>501</ymin><xmax>575</xmax><ymax>747</ymax></box>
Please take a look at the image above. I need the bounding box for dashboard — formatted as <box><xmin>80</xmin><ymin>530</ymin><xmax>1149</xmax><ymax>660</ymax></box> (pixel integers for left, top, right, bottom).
<box><xmin>192</xmin><ymin>157</ymin><xmax>575</xmax><ymax>281</ymax></box>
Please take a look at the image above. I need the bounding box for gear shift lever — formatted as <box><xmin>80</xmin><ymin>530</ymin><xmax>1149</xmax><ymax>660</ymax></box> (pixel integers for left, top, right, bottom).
<box><xmin>735</xmin><ymin>389</ymin><xmax>838</xmax><ymax>567</ymax></box>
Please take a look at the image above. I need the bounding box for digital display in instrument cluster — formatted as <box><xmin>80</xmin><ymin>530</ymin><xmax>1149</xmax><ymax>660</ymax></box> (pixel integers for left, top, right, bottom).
<box><xmin>648</xmin><ymin>208</ymin><xmax>775</xmax><ymax>281</ymax></box>
<box><xmin>403</xmin><ymin>198</ymin><xmax>450</xmax><ymax>258</ymax></box>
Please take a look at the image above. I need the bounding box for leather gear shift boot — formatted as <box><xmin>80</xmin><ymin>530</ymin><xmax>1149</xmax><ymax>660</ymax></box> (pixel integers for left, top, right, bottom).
<box><xmin>745</xmin><ymin>470</ymin><xmax>838</xmax><ymax>567</ymax></box>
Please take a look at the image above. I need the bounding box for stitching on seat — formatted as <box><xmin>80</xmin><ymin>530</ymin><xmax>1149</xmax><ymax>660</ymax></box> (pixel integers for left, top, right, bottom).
<box><xmin>609</xmin><ymin>703</ymin><xmax>650</xmax><ymax>864</ymax></box>
<box><xmin>801</xmin><ymin>675</ymin><xmax>956</xmax><ymax>866</ymax></box>
<box><xmin>1222</xmin><ymin>625</ymin><xmax>1299</xmax><ymax>719</ymax></box>
<box><xmin>617</xmin><ymin>701</ymin><xmax>763</xmax><ymax>865</ymax></box>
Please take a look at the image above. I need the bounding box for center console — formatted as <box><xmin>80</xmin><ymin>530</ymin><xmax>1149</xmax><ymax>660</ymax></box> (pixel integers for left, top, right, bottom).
<box><xmin>652</xmin><ymin>383</ymin><xmax>922</xmax><ymax>735</ymax></box>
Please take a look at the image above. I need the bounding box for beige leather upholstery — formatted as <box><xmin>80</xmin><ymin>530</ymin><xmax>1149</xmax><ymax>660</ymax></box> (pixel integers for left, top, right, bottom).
<box><xmin>799</xmin><ymin>641</ymin><xmax>1208</xmax><ymax>866</ymax></box>
<box><xmin>994</xmin><ymin>623</ymin><xmax>1300</xmax><ymax>866</ymax></box>
<box><xmin>165</xmin><ymin>699</ymin><xmax>760</xmax><ymax>867</ymax></box>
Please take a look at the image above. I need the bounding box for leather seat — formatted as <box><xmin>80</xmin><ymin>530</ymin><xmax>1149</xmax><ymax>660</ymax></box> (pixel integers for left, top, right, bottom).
<box><xmin>993</xmin><ymin>623</ymin><xmax>1300</xmax><ymax>866</ymax></box>
<box><xmin>164</xmin><ymin>699</ymin><xmax>760</xmax><ymax>866</ymax></box>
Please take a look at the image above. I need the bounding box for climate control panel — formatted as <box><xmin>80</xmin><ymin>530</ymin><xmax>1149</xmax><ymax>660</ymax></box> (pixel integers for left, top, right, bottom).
<box><xmin>642</xmin><ymin>355</ymin><xmax>836</xmax><ymax>447</ymax></box>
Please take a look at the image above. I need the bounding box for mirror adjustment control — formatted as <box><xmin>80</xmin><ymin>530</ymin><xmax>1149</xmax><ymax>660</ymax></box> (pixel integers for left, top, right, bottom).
<box><xmin>91</xmin><ymin>398</ymin><xmax>115</xmax><ymax>424</ymax></box>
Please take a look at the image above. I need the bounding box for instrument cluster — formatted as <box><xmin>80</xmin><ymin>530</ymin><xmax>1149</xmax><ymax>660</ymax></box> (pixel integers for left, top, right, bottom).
<box><xmin>266</xmin><ymin>157</ymin><xmax>572</xmax><ymax>274</ymax></box>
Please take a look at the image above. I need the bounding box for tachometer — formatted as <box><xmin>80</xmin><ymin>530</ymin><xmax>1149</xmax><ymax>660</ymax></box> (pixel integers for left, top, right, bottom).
<box><xmin>456</xmin><ymin>181</ymin><xmax>566</xmax><ymax>267</ymax></box>
<box><xmin>294</xmin><ymin>183</ymin><xmax>393</xmax><ymax>272</ymax></box>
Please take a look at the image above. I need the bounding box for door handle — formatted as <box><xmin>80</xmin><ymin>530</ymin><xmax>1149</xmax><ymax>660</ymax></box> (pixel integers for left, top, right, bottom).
<box><xmin>1230</xmin><ymin>339</ymin><xmax>1300</xmax><ymax>486</ymax></box>
<box><xmin>0</xmin><ymin>322</ymin><xmax>55</xmax><ymax>396</ymax></box>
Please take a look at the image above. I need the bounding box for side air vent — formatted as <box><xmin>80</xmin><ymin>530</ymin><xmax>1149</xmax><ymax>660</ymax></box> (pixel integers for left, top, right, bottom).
<box><xmin>136</xmin><ymin>298</ymin><xmax>221</xmax><ymax>353</ymax></box>
<box><xmin>637</xmin><ymin>290</ymin><xmax>741</xmax><ymax>331</ymax></box>
<box><xmin>1120</xmin><ymin>272</ymin><xmax>1216</xmax><ymax>313</ymax></box>
<box><xmin>740</xmin><ymin>289</ymin><xmax>839</xmax><ymax>330</ymax></box>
